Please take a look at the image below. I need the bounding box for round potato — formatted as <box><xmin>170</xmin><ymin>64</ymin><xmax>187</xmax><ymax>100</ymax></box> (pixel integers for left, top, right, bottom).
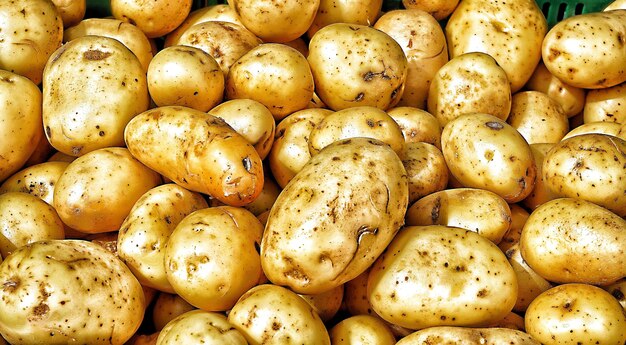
<box><xmin>525</xmin><ymin>284</ymin><xmax>626</xmax><ymax>345</ymax></box>
<box><xmin>387</xmin><ymin>107</ymin><xmax>441</xmax><ymax>147</ymax></box>
<box><xmin>152</xmin><ymin>293</ymin><xmax>196</xmax><ymax>331</ymax></box>
<box><xmin>441</xmin><ymin>113</ymin><xmax>536</xmax><ymax>203</ymax></box>
<box><xmin>308</xmin><ymin>23</ymin><xmax>408</xmax><ymax>111</ymax></box>
<box><xmin>157</xmin><ymin>310</ymin><xmax>246</xmax><ymax>345</ymax></box>
<box><xmin>402</xmin><ymin>142</ymin><xmax>448</xmax><ymax>204</ymax></box>
<box><xmin>396</xmin><ymin>327</ymin><xmax>540</xmax><ymax>345</ymax></box>
<box><xmin>507</xmin><ymin>91</ymin><xmax>569</xmax><ymax>144</ymax></box>
<box><xmin>111</xmin><ymin>0</ymin><xmax>191</xmax><ymax>38</ymax></box>
<box><xmin>505</xmin><ymin>244</ymin><xmax>553</xmax><ymax>313</ymax></box>
<box><xmin>0</xmin><ymin>161</ymin><xmax>69</xmax><ymax>205</ymax></box>
<box><xmin>561</xmin><ymin>121</ymin><xmax>622</xmax><ymax>140</ymax></box>
<box><xmin>329</xmin><ymin>315</ymin><xmax>396</xmax><ymax>345</ymax></box>
<box><xmin>164</xmin><ymin>4</ymin><xmax>244</xmax><ymax>47</ymax></box>
<box><xmin>521</xmin><ymin>143</ymin><xmax>557</xmax><ymax>210</ymax></box>
<box><xmin>298</xmin><ymin>285</ymin><xmax>344</xmax><ymax>322</ymax></box>
<box><xmin>525</xmin><ymin>61</ymin><xmax>585</xmax><ymax>118</ymax></box>
<box><xmin>308</xmin><ymin>0</ymin><xmax>383</xmax><ymax>38</ymax></box>
<box><xmin>583</xmin><ymin>82</ymin><xmax>626</xmax><ymax>124</ymax></box>
<box><xmin>401</xmin><ymin>0</ymin><xmax>458</xmax><ymax>20</ymax></box>
<box><xmin>0</xmin><ymin>240</ymin><xmax>145</xmax><ymax>345</ymax></box>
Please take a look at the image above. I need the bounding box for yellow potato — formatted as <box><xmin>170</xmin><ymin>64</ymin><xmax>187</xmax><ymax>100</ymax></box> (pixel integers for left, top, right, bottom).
<box><xmin>520</xmin><ymin>198</ymin><xmax>626</xmax><ymax>285</ymax></box>
<box><xmin>602</xmin><ymin>278</ymin><xmax>626</xmax><ymax>310</ymax></box>
<box><xmin>241</xmin><ymin>172</ymin><xmax>280</xmax><ymax>216</ymax></box>
<box><xmin>402</xmin><ymin>0</ymin><xmax>458</xmax><ymax>20</ymax></box>
<box><xmin>497</xmin><ymin>204</ymin><xmax>529</xmax><ymax>253</ymax></box>
<box><xmin>298</xmin><ymin>285</ymin><xmax>344</xmax><ymax>322</ymax></box>
<box><xmin>507</xmin><ymin>91</ymin><xmax>569</xmax><ymax>144</ymax></box>
<box><xmin>583</xmin><ymin>82</ymin><xmax>626</xmax><ymax>123</ymax></box>
<box><xmin>504</xmin><ymin>244</ymin><xmax>553</xmax><ymax>313</ymax></box>
<box><xmin>605</xmin><ymin>0</ymin><xmax>626</xmax><ymax>10</ymax></box>
<box><xmin>152</xmin><ymin>293</ymin><xmax>196</xmax><ymax>331</ymax></box>
<box><xmin>387</xmin><ymin>106</ymin><xmax>442</xmax><ymax>147</ymax></box>
<box><xmin>402</xmin><ymin>142</ymin><xmax>448</xmax><ymax>204</ymax></box>
<box><xmin>343</xmin><ymin>267</ymin><xmax>377</xmax><ymax>317</ymax></box>
<box><xmin>485</xmin><ymin>312</ymin><xmax>526</xmax><ymax>331</ymax></box>
<box><xmin>396</xmin><ymin>327</ymin><xmax>540</xmax><ymax>345</ymax></box>
<box><xmin>561</xmin><ymin>121</ymin><xmax>622</xmax><ymax>140</ymax></box>
<box><xmin>521</xmin><ymin>143</ymin><xmax>557</xmax><ymax>210</ymax></box>
<box><xmin>368</xmin><ymin>225</ymin><xmax>517</xmax><ymax>329</ymax></box>
<box><xmin>329</xmin><ymin>315</ymin><xmax>396</xmax><ymax>345</ymax></box>
<box><xmin>157</xmin><ymin>310</ymin><xmax>246</xmax><ymax>344</ymax></box>
<box><xmin>525</xmin><ymin>284</ymin><xmax>626</xmax><ymax>345</ymax></box>
<box><xmin>110</xmin><ymin>0</ymin><xmax>191</xmax><ymax>38</ymax></box>
<box><xmin>47</xmin><ymin>151</ymin><xmax>76</xmax><ymax>163</ymax></box>
<box><xmin>308</xmin><ymin>0</ymin><xmax>383</xmax><ymax>38</ymax></box>
<box><xmin>22</xmin><ymin>134</ymin><xmax>54</xmax><ymax>168</ymax></box>
<box><xmin>51</xmin><ymin>0</ymin><xmax>85</xmax><ymax>28</ymax></box>
<box><xmin>164</xmin><ymin>4</ymin><xmax>244</xmax><ymax>47</ymax></box>
<box><xmin>525</xmin><ymin>61</ymin><xmax>585</xmax><ymax>118</ymax></box>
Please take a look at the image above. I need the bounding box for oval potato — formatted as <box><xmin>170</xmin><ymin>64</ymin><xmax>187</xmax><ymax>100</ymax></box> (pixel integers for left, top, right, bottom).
<box><xmin>110</xmin><ymin>0</ymin><xmax>191</xmax><ymax>38</ymax></box>
<box><xmin>164</xmin><ymin>4</ymin><xmax>244</xmax><ymax>47</ymax></box>
<box><xmin>525</xmin><ymin>61</ymin><xmax>585</xmax><ymax>118</ymax></box>
<box><xmin>396</xmin><ymin>326</ymin><xmax>540</xmax><ymax>345</ymax></box>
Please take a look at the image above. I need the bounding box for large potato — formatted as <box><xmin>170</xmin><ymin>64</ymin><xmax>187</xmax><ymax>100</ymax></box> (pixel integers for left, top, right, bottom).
<box><xmin>507</xmin><ymin>91</ymin><xmax>569</xmax><ymax>144</ymax></box>
<box><xmin>308</xmin><ymin>0</ymin><xmax>383</xmax><ymax>38</ymax></box>
<box><xmin>308</xmin><ymin>23</ymin><xmax>408</xmax><ymax>111</ymax></box>
<box><xmin>542</xmin><ymin>10</ymin><xmax>626</xmax><ymax>89</ymax></box>
<box><xmin>441</xmin><ymin>113</ymin><xmax>536</xmax><ymax>203</ymax></box>
<box><xmin>157</xmin><ymin>310</ymin><xmax>247</xmax><ymax>345</ymax></box>
<box><xmin>525</xmin><ymin>61</ymin><xmax>585</xmax><ymax>118</ymax></box>
<box><xmin>43</xmin><ymin>35</ymin><xmax>149</xmax><ymax>157</ymax></box>
<box><xmin>329</xmin><ymin>315</ymin><xmax>396</xmax><ymax>345</ymax></box>
<box><xmin>111</xmin><ymin>0</ymin><xmax>191</xmax><ymax>38</ymax></box>
<box><xmin>368</xmin><ymin>225</ymin><xmax>517</xmax><ymax>329</ymax></box>
<box><xmin>124</xmin><ymin>106</ymin><xmax>264</xmax><ymax>207</ymax></box>
<box><xmin>583</xmin><ymin>82</ymin><xmax>626</xmax><ymax>123</ymax></box>
<box><xmin>261</xmin><ymin>138</ymin><xmax>408</xmax><ymax>294</ymax></box>
<box><xmin>446</xmin><ymin>0</ymin><xmax>547</xmax><ymax>92</ymax></box>
<box><xmin>520</xmin><ymin>198</ymin><xmax>626</xmax><ymax>285</ymax></box>
<box><xmin>0</xmin><ymin>240</ymin><xmax>145</xmax><ymax>345</ymax></box>
<box><xmin>396</xmin><ymin>327</ymin><xmax>540</xmax><ymax>345</ymax></box>
<box><xmin>0</xmin><ymin>161</ymin><xmax>69</xmax><ymax>205</ymax></box>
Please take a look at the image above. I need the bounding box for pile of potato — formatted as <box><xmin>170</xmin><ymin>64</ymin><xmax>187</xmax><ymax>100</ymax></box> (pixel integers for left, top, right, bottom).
<box><xmin>0</xmin><ymin>0</ymin><xmax>625</xmax><ymax>343</ymax></box>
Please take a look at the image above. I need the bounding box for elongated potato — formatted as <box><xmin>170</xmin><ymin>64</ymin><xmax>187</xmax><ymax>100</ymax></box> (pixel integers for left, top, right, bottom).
<box><xmin>308</xmin><ymin>0</ymin><xmax>383</xmax><ymax>38</ymax></box>
<box><xmin>124</xmin><ymin>106</ymin><xmax>264</xmax><ymax>206</ymax></box>
<box><xmin>396</xmin><ymin>327</ymin><xmax>540</xmax><ymax>345</ymax></box>
<box><xmin>0</xmin><ymin>161</ymin><xmax>69</xmax><ymax>206</ymax></box>
<box><xmin>111</xmin><ymin>0</ymin><xmax>192</xmax><ymax>38</ymax></box>
<box><xmin>562</xmin><ymin>121</ymin><xmax>622</xmax><ymax>140</ymax></box>
<box><xmin>261</xmin><ymin>138</ymin><xmax>408</xmax><ymax>294</ymax></box>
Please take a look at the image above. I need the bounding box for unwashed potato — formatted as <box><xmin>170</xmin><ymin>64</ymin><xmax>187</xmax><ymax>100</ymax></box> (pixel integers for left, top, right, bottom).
<box><xmin>368</xmin><ymin>225</ymin><xmax>518</xmax><ymax>329</ymax></box>
<box><xmin>542</xmin><ymin>10</ymin><xmax>626</xmax><ymax>89</ymax></box>
<box><xmin>51</xmin><ymin>0</ymin><xmax>85</xmax><ymax>28</ymax></box>
<box><xmin>525</xmin><ymin>284</ymin><xmax>626</xmax><ymax>345</ymax></box>
<box><xmin>0</xmin><ymin>240</ymin><xmax>145</xmax><ymax>345</ymax></box>
<box><xmin>329</xmin><ymin>315</ymin><xmax>396</xmax><ymax>345</ymax></box>
<box><xmin>226</xmin><ymin>43</ymin><xmax>314</xmax><ymax>121</ymax></box>
<box><xmin>1</xmin><ymin>161</ymin><xmax>70</xmax><ymax>205</ymax></box>
<box><xmin>401</xmin><ymin>0</ymin><xmax>459</xmax><ymax>20</ymax></box>
<box><xmin>308</xmin><ymin>23</ymin><xmax>408</xmax><ymax>111</ymax></box>
<box><xmin>507</xmin><ymin>91</ymin><xmax>569</xmax><ymax>144</ymax></box>
<box><xmin>542</xmin><ymin>133</ymin><xmax>626</xmax><ymax>216</ymax></box>
<box><xmin>524</xmin><ymin>61</ymin><xmax>585</xmax><ymax>117</ymax></box>
<box><xmin>157</xmin><ymin>310</ymin><xmax>247</xmax><ymax>345</ymax></box>
<box><xmin>164</xmin><ymin>4</ymin><xmax>244</xmax><ymax>47</ymax></box>
<box><xmin>152</xmin><ymin>293</ymin><xmax>196</xmax><ymax>331</ymax></box>
<box><xmin>603</xmin><ymin>279</ymin><xmax>626</xmax><ymax>310</ymax></box>
<box><xmin>521</xmin><ymin>143</ymin><xmax>557</xmax><ymax>210</ymax></box>
<box><xmin>0</xmin><ymin>0</ymin><xmax>63</xmax><ymax>85</ymax></box>
<box><xmin>561</xmin><ymin>121</ymin><xmax>622</xmax><ymax>140</ymax></box>
<box><xmin>520</xmin><ymin>198</ymin><xmax>626</xmax><ymax>285</ymax></box>
<box><xmin>446</xmin><ymin>0</ymin><xmax>547</xmax><ymax>92</ymax></box>
<box><xmin>406</xmin><ymin>188</ymin><xmax>511</xmax><ymax>244</ymax></box>
<box><xmin>124</xmin><ymin>106</ymin><xmax>264</xmax><ymax>207</ymax></box>
<box><xmin>261</xmin><ymin>138</ymin><xmax>408</xmax><ymax>294</ymax></box>
<box><xmin>111</xmin><ymin>0</ymin><xmax>192</xmax><ymax>38</ymax></box>
<box><xmin>43</xmin><ymin>35</ymin><xmax>149</xmax><ymax>157</ymax></box>
<box><xmin>396</xmin><ymin>327</ymin><xmax>540</xmax><ymax>345</ymax></box>
<box><xmin>441</xmin><ymin>113</ymin><xmax>536</xmax><ymax>203</ymax></box>
<box><xmin>227</xmin><ymin>284</ymin><xmax>331</xmax><ymax>344</ymax></box>
<box><xmin>0</xmin><ymin>192</ymin><xmax>65</xmax><ymax>258</ymax></box>
<box><xmin>387</xmin><ymin>107</ymin><xmax>441</xmax><ymax>147</ymax></box>
<box><xmin>583</xmin><ymin>82</ymin><xmax>626</xmax><ymax>123</ymax></box>
<box><xmin>427</xmin><ymin>52</ymin><xmax>512</xmax><ymax>127</ymax></box>
<box><xmin>117</xmin><ymin>184</ymin><xmax>208</xmax><ymax>293</ymax></box>
<box><xmin>298</xmin><ymin>285</ymin><xmax>344</xmax><ymax>322</ymax></box>
<box><xmin>53</xmin><ymin>147</ymin><xmax>162</xmax><ymax>234</ymax></box>
<box><xmin>308</xmin><ymin>0</ymin><xmax>383</xmax><ymax>38</ymax></box>
<box><xmin>504</xmin><ymin>244</ymin><xmax>553</xmax><ymax>313</ymax></box>
<box><xmin>402</xmin><ymin>142</ymin><xmax>448</xmax><ymax>204</ymax></box>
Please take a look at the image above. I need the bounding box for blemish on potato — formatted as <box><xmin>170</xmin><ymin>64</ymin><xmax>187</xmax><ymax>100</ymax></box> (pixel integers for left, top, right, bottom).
<box><xmin>83</xmin><ymin>50</ymin><xmax>112</xmax><ymax>61</ymax></box>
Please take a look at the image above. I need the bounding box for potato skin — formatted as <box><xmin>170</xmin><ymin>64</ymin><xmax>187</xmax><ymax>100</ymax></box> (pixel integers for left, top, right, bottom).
<box><xmin>525</xmin><ymin>61</ymin><xmax>585</xmax><ymax>118</ymax></box>
<box><xmin>583</xmin><ymin>82</ymin><xmax>626</xmax><ymax>124</ymax></box>
<box><xmin>124</xmin><ymin>106</ymin><xmax>264</xmax><ymax>206</ymax></box>
<box><xmin>507</xmin><ymin>91</ymin><xmax>569</xmax><ymax>144</ymax></box>
<box><xmin>396</xmin><ymin>327</ymin><xmax>540</xmax><ymax>345</ymax></box>
<box><xmin>0</xmin><ymin>161</ymin><xmax>69</xmax><ymax>205</ymax></box>
<box><xmin>261</xmin><ymin>137</ymin><xmax>408</xmax><ymax>294</ymax></box>
<box><xmin>152</xmin><ymin>293</ymin><xmax>196</xmax><ymax>331</ymax></box>
<box><xmin>111</xmin><ymin>0</ymin><xmax>192</xmax><ymax>38</ymax></box>
<box><xmin>157</xmin><ymin>310</ymin><xmax>247</xmax><ymax>345</ymax></box>
<box><xmin>402</xmin><ymin>142</ymin><xmax>448</xmax><ymax>204</ymax></box>
<box><xmin>329</xmin><ymin>315</ymin><xmax>396</xmax><ymax>345</ymax></box>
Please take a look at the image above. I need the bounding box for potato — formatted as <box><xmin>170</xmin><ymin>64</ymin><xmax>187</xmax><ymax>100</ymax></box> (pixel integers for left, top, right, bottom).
<box><xmin>111</xmin><ymin>0</ymin><xmax>191</xmax><ymax>38</ymax></box>
<box><xmin>504</xmin><ymin>244</ymin><xmax>553</xmax><ymax>313</ymax></box>
<box><xmin>446</xmin><ymin>0</ymin><xmax>547</xmax><ymax>92</ymax></box>
<box><xmin>298</xmin><ymin>284</ymin><xmax>344</xmax><ymax>322</ymax></box>
<box><xmin>242</xmin><ymin>173</ymin><xmax>280</xmax><ymax>216</ymax></box>
<box><xmin>230</xmin><ymin>0</ymin><xmax>319</xmax><ymax>42</ymax></box>
<box><xmin>521</xmin><ymin>143</ymin><xmax>557</xmax><ymax>210</ymax></box>
<box><xmin>308</xmin><ymin>23</ymin><xmax>408</xmax><ymax>111</ymax></box>
<box><xmin>525</xmin><ymin>284</ymin><xmax>626</xmax><ymax>345</ymax></box>
<box><xmin>441</xmin><ymin>113</ymin><xmax>536</xmax><ymax>203</ymax></box>
<box><xmin>261</xmin><ymin>138</ymin><xmax>408</xmax><ymax>294</ymax></box>
<box><xmin>1</xmin><ymin>161</ymin><xmax>69</xmax><ymax>205</ymax></box>
<box><xmin>428</xmin><ymin>52</ymin><xmax>511</xmax><ymax>127</ymax></box>
<box><xmin>226</xmin><ymin>43</ymin><xmax>314</xmax><ymax>121</ymax></box>
<box><xmin>0</xmin><ymin>240</ymin><xmax>145</xmax><ymax>345</ymax></box>
<box><xmin>164</xmin><ymin>4</ymin><xmax>244</xmax><ymax>47</ymax></box>
<box><xmin>128</xmin><ymin>333</ymin><xmax>159</xmax><ymax>345</ymax></box>
<box><xmin>406</xmin><ymin>188</ymin><xmax>511</xmax><ymax>244</ymax></box>
<box><xmin>47</xmin><ymin>151</ymin><xmax>76</xmax><ymax>163</ymax></box>
<box><xmin>497</xmin><ymin>204</ymin><xmax>529</xmax><ymax>253</ymax></box>
<box><xmin>227</xmin><ymin>284</ymin><xmax>331</xmax><ymax>344</ymax></box>
<box><xmin>43</xmin><ymin>35</ymin><xmax>149</xmax><ymax>157</ymax></box>
<box><xmin>53</xmin><ymin>147</ymin><xmax>162</xmax><ymax>234</ymax></box>
<box><xmin>525</xmin><ymin>61</ymin><xmax>585</xmax><ymax>118</ymax></box>
<box><xmin>308</xmin><ymin>0</ymin><xmax>383</xmax><ymax>38</ymax></box>
<box><xmin>402</xmin><ymin>0</ymin><xmax>458</xmax><ymax>20</ymax></box>
<box><xmin>507</xmin><ymin>91</ymin><xmax>569</xmax><ymax>144</ymax></box>
<box><xmin>124</xmin><ymin>106</ymin><xmax>264</xmax><ymax>207</ymax></box>
<box><xmin>165</xmin><ymin>206</ymin><xmax>263</xmax><ymax>311</ymax></box>
<box><xmin>374</xmin><ymin>9</ymin><xmax>448</xmax><ymax>109</ymax></box>
<box><xmin>542</xmin><ymin>134</ymin><xmax>626</xmax><ymax>216</ymax></box>
<box><xmin>368</xmin><ymin>225</ymin><xmax>517</xmax><ymax>329</ymax></box>
<box><xmin>486</xmin><ymin>312</ymin><xmax>526</xmax><ymax>331</ymax></box>
<box><xmin>520</xmin><ymin>198</ymin><xmax>626</xmax><ymax>285</ymax></box>
<box><xmin>63</xmin><ymin>18</ymin><xmax>153</xmax><ymax>72</ymax></box>
<box><xmin>208</xmin><ymin>99</ymin><xmax>276</xmax><ymax>160</ymax></box>
<box><xmin>0</xmin><ymin>70</ymin><xmax>44</xmax><ymax>182</ymax></box>
<box><xmin>51</xmin><ymin>0</ymin><xmax>85</xmax><ymax>28</ymax></box>
<box><xmin>542</xmin><ymin>10</ymin><xmax>626</xmax><ymax>89</ymax></box>
<box><xmin>583</xmin><ymin>82</ymin><xmax>626</xmax><ymax>123</ymax></box>
<box><xmin>329</xmin><ymin>315</ymin><xmax>396</xmax><ymax>345</ymax></box>
<box><xmin>175</xmin><ymin>21</ymin><xmax>262</xmax><ymax>76</ymax></box>
<box><xmin>0</xmin><ymin>0</ymin><xmax>63</xmax><ymax>85</ymax></box>
<box><xmin>402</xmin><ymin>142</ymin><xmax>448</xmax><ymax>204</ymax></box>
<box><xmin>603</xmin><ymin>278</ymin><xmax>626</xmax><ymax>310</ymax></box>
<box><xmin>117</xmin><ymin>184</ymin><xmax>208</xmax><ymax>293</ymax></box>
<box><xmin>0</xmin><ymin>192</ymin><xmax>65</xmax><ymax>257</ymax></box>
<box><xmin>396</xmin><ymin>327</ymin><xmax>540</xmax><ymax>345</ymax></box>
<box><xmin>152</xmin><ymin>293</ymin><xmax>196</xmax><ymax>331</ymax></box>
<box><xmin>343</xmin><ymin>267</ymin><xmax>377</xmax><ymax>317</ymax></box>
<box><xmin>387</xmin><ymin>107</ymin><xmax>441</xmax><ymax>147</ymax></box>
<box><xmin>157</xmin><ymin>310</ymin><xmax>246</xmax><ymax>344</ymax></box>
<box><xmin>562</xmin><ymin>121</ymin><xmax>622</xmax><ymax>140</ymax></box>
<box><xmin>23</xmin><ymin>134</ymin><xmax>55</xmax><ymax>168</ymax></box>
<box><xmin>308</xmin><ymin>106</ymin><xmax>407</xmax><ymax>158</ymax></box>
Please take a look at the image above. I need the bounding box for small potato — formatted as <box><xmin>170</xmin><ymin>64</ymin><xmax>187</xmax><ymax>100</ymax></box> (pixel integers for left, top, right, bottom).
<box><xmin>504</xmin><ymin>244</ymin><xmax>553</xmax><ymax>313</ymax></box>
<box><xmin>387</xmin><ymin>106</ymin><xmax>441</xmax><ymax>147</ymax></box>
<box><xmin>308</xmin><ymin>106</ymin><xmax>407</xmax><ymax>158</ymax></box>
<box><xmin>0</xmin><ymin>161</ymin><xmax>69</xmax><ymax>206</ymax></box>
<box><xmin>53</xmin><ymin>147</ymin><xmax>162</xmax><ymax>234</ymax></box>
<box><xmin>542</xmin><ymin>134</ymin><xmax>626</xmax><ymax>216</ymax></box>
<box><xmin>441</xmin><ymin>113</ymin><xmax>536</xmax><ymax>203</ymax></box>
<box><xmin>124</xmin><ymin>106</ymin><xmax>264</xmax><ymax>207</ymax></box>
<box><xmin>164</xmin><ymin>4</ymin><xmax>244</xmax><ymax>47</ymax></box>
<box><xmin>520</xmin><ymin>198</ymin><xmax>626</xmax><ymax>285</ymax></box>
<box><xmin>157</xmin><ymin>310</ymin><xmax>246</xmax><ymax>344</ymax></box>
<box><xmin>63</xmin><ymin>18</ymin><xmax>153</xmax><ymax>71</ymax></box>
<box><xmin>368</xmin><ymin>225</ymin><xmax>518</xmax><ymax>329</ymax></box>
<box><xmin>0</xmin><ymin>240</ymin><xmax>145</xmax><ymax>345</ymax></box>
<box><xmin>561</xmin><ymin>121</ymin><xmax>622</xmax><ymax>140</ymax></box>
<box><xmin>525</xmin><ymin>61</ymin><xmax>585</xmax><ymax>118</ymax></box>
<box><xmin>402</xmin><ymin>142</ymin><xmax>448</xmax><ymax>204</ymax></box>
<box><xmin>308</xmin><ymin>23</ymin><xmax>408</xmax><ymax>111</ymax></box>
<box><xmin>486</xmin><ymin>312</ymin><xmax>526</xmax><ymax>331</ymax></box>
<box><xmin>298</xmin><ymin>285</ymin><xmax>344</xmax><ymax>322</ymax></box>
<box><xmin>111</xmin><ymin>0</ymin><xmax>191</xmax><ymax>38</ymax></box>
<box><xmin>583</xmin><ymin>82</ymin><xmax>626</xmax><ymax>124</ymax></box>
<box><xmin>117</xmin><ymin>184</ymin><xmax>208</xmax><ymax>293</ymax></box>
<box><xmin>228</xmin><ymin>284</ymin><xmax>331</xmax><ymax>344</ymax></box>
<box><xmin>208</xmin><ymin>99</ymin><xmax>276</xmax><ymax>160</ymax></box>
<box><xmin>0</xmin><ymin>192</ymin><xmax>65</xmax><ymax>257</ymax></box>
<box><xmin>507</xmin><ymin>91</ymin><xmax>569</xmax><ymax>144</ymax></box>
<box><xmin>525</xmin><ymin>284</ymin><xmax>626</xmax><ymax>345</ymax></box>
<box><xmin>402</xmin><ymin>0</ymin><xmax>458</xmax><ymax>20</ymax></box>
<box><xmin>148</xmin><ymin>46</ymin><xmax>224</xmax><ymax>112</ymax></box>
<box><xmin>226</xmin><ymin>43</ymin><xmax>314</xmax><ymax>121</ymax></box>
<box><xmin>51</xmin><ymin>0</ymin><xmax>85</xmax><ymax>28</ymax></box>
<box><xmin>602</xmin><ymin>278</ymin><xmax>626</xmax><ymax>310</ymax></box>
<box><xmin>396</xmin><ymin>327</ymin><xmax>540</xmax><ymax>345</ymax></box>
<box><xmin>329</xmin><ymin>315</ymin><xmax>396</xmax><ymax>345</ymax></box>
<box><xmin>165</xmin><ymin>206</ymin><xmax>263</xmax><ymax>311</ymax></box>
<box><xmin>542</xmin><ymin>10</ymin><xmax>626</xmax><ymax>89</ymax></box>
<box><xmin>308</xmin><ymin>0</ymin><xmax>382</xmax><ymax>38</ymax></box>
<box><xmin>406</xmin><ymin>188</ymin><xmax>512</xmax><ymax>244</ymax></box>
<box><xmin>497</xmin><ymin>204</ymin><xmax>529</xmax><ymax>253</ymax></box>
<box><xmin>152</xmin><ymin>293</ymin><xmax>196</xmax><ymax>331</ymax></box>
<box><xmin>522</xmin><ymin>143</ymin><xmax>557</xmax><ymax>210</ymax></box>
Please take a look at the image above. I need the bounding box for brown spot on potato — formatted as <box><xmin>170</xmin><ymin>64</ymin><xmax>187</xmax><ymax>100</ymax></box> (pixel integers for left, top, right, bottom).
<box><xmin>431</xmin><ymin>197</ymin><xmax>441</xmax><ymax>223</ymax></box>
<box><xmin>2</xmin><ymin>277</ymin><xmax>20</xmax><ymax>292</ymax></box>
<box><xmin>71</xmin><ymin>146</ymin><xmax>83</xmax><ymax>155</ymax></box>
<box><xmin>477</xmin><ymin>289</ymin><xmax>489</xmax><ymax>297</ymax></box>
<box><xmin>354</xmin><ymin>92</ymin><xmax>364</xmax><ymax>102</ymax></box>
<box><xmin>32</xmin><ymin>303</ymin><xmax>49</xmax><ymax>318</ymax></box>
<box><xmin>83</xmin><ymin>50</ymin><xmax>112</xmax><ymax>61</ymax></box>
